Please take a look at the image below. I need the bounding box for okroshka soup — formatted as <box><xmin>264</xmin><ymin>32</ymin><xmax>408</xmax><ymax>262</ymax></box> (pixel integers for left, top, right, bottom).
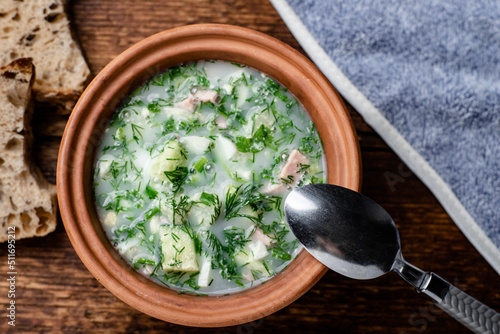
<box><xmin>93</xmin><ymin>60</ymin><xmax>326</xmax><ymax>295</ymax></box>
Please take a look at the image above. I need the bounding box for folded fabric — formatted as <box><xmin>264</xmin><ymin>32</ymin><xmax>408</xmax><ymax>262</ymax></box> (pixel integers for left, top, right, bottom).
<box><xmin>271</xmin><ymin>0</ymin><xmax>500</xmax><ymax>274</ymax></box>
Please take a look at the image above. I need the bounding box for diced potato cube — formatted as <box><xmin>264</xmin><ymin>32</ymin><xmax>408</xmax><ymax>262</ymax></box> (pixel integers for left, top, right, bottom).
<box><xmin>160</xmin><ymin>226</ymin><xmax>199</xmax><ymax>272</ymax></box>
<box><xmin>150</xmin><ymin>215</ymin><xmax>160</xmax><ymax>234</ymax></box>
<box><xmin>213</xmin><ymin>136</ymin><xmax>253</xmax><ymax>181</ymax></box>
<box><xmin>198</xmin><ymin>257</ymin><xmax>212</xmax><ymax>287</ymax></box>
<box><xmin>248</xmin><ymin>240</ymin><xmax>269</xmax><ymax>261</ymax></box>
<box><xmin>215</xmin><ymin>136</ymin><xmax>237</xmax><ymax>159</ymax></box>
<box><xmin>103</xmin><ymin>211</ymin><xmax>117</xmax><ymax>226</ymax></box>
<box><xmin>180</xmin><ymin>136</ymin><xmax>212</xmax><ymax>155</ymax></box>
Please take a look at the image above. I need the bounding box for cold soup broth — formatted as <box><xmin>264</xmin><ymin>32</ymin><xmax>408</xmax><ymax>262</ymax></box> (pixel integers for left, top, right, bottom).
<box><xmin>93</xmin><ymin>60</ymin><xmax>326</xmax><ymax>295</ymax></box>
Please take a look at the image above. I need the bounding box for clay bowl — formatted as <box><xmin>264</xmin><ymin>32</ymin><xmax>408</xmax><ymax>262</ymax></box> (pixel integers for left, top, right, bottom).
<box><xmin>57</xmin><ymin>24</ymin><xmax>361</xmax><ymax>327</ymax></box>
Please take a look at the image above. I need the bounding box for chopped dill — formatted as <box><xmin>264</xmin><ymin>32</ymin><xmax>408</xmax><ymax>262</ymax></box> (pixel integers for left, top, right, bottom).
<box><xmin>94</xmin><ymin>60</ymin><xmax>326</xmax><ymax>294</ymax></box>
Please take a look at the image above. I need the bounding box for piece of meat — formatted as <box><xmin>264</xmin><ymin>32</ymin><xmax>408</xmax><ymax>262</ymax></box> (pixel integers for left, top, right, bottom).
<box><xmin>249</xmin><ymin>226</ymin><xmax>273</xmax><ymax>246</ymax></box>
<box><xmin>246</xmin><ymin>225</ymin><xmax>273</xmax><ymax>246</ymax></box>
<box><xmin>175</xmin><ymin>96</ymin><xmax>197</xmax><ymax>112</ymax></box>
<box><xmin>215</xmin><ymin>115</ymin><xmax>228</xmax><ymax>129</ymax></box>
<box><xmin>263</xmin><ymin>182</ymin><xmax>286</xmax><ymax>195</ymax></box>
<box><xmin>263</xmin><ymin>149</ymin><xmax>310</xmax><ymax>194</ymax></box>
<box><xmin>194</xmin><ymin>89</ymin><xmax>218</xmax><ymax>103</ymax></box>
<box><xmin>278</xmin><ymin>149</ymin><xmax>309</xmax><ymax>186</ymax></box>
<box><xmin>175</xmin><ymin>89</ymin><xmax>218</xmax><ymax>112</ymax></box>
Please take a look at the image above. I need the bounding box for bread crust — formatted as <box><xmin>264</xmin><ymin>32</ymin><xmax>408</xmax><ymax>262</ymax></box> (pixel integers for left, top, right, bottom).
<box><xmin>0</xmin><ymin>58</ymin><xmax>58</xmax><ymax>242</ymax></box>
<box><xmin>0</xmin><ymin>0</ymin><xmax>91</xmax><ymax>114</ymax></box>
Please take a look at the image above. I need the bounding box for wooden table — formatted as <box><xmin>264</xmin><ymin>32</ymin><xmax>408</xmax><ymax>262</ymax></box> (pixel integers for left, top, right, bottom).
<box><xmin>1</xmin><ymin>1</ymin><xmax>499</xmax><ymax>333</ymax></box>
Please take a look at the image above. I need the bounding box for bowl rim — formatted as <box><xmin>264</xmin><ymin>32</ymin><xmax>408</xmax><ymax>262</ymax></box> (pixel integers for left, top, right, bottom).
<box><xmin>57</xmin><ymin>23</ymin><xmax>361</xmax><ymax>327</ymax></box>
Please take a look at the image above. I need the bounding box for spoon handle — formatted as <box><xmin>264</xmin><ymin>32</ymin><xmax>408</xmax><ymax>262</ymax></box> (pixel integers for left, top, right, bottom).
<box><xmin>420</xmin><ymin>272</ymin><xmax>500</xmax><ymax>334</ymax></box>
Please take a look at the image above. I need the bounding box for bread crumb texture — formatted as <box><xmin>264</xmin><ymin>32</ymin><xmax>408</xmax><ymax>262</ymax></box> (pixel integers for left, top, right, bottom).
<box><xmin>0</xmin><ymin>58</ymin><xmax>58</xmax><ymax>242</ymax></box>
<box><xmin>0</xmin><ymin>0</ymin><xmax>90</xmax><ymax>112</ymax></box>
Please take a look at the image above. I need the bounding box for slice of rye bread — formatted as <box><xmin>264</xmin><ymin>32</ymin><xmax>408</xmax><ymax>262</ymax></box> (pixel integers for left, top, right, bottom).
<box><xmin>0</xmin><ymin>58</ymin><xmax>58</xmax><ymax>242</ymax></box>
<box><xmin>0</xmin><ymin>0</ymin><xmax>91</xmax><ymax>113</ymax></box>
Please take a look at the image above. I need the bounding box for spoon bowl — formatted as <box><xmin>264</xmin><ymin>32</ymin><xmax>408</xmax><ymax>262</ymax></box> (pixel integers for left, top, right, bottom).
<box><xmin>285</xmin><ymin>183</ymin><xmax>400</xmax><ymax>279</ymax></box>
<box><xmin>285</xmin><ymin>184</ymin><xmax>500</xmax><ymax>333</ymax></box>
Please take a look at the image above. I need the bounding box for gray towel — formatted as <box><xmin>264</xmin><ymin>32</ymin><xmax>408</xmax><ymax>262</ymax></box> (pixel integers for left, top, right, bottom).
<box><xmin>271</xmin><ymin>0</ymin><xmax>500</xmax><ymax>274</ymax></box>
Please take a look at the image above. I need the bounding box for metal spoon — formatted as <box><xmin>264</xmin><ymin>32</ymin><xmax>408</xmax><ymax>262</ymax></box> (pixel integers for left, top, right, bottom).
<box><xmin>284</xmin><ymin>184</ymin><xmax>500</xmax><ymax>333</ymax></box>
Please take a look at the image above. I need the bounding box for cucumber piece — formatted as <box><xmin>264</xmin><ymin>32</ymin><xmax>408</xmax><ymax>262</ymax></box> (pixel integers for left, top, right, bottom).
<box><xmin>149</xmin><ymin>140</ymin><xmax>186</xmax><ymax>182</ymax></box>
<box><xmin>160</xmin><ymin>225</ymin><xmax>199</xmax><ymax>272</ymax></box>
<box><xmin>251</xmin><ymin>109</ymin><xmax>276</xmax><ymax>135</ymax></box>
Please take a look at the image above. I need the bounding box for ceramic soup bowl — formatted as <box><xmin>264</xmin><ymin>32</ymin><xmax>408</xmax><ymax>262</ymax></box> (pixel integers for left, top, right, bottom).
<box><xmin>57</xmin><ymin>24</ymin><xmax>361</xmax><ymax>327</ymax></box>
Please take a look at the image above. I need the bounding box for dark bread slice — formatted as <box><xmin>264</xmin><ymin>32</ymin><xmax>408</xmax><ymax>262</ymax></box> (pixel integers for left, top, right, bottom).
<box><xmin>0</xmin><ymin>0</ymin><xmax>91</xmax><ymax>113</ymax></box>
<box><xmin>0</xmin><ymin>58</ymin><xmax>58</xmax><ymax>242</ymax></box>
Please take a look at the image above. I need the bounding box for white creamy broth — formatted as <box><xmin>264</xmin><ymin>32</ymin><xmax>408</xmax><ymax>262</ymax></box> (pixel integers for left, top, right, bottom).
<box><xmin>93</xmin><ymin>60</ymin><xmax>326</xmax><ymax>295</ymax></box>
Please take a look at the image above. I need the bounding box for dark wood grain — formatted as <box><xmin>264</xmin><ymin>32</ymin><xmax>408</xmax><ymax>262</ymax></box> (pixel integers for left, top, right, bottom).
<box><xmin>1</xmin><ymin>1</ymin><xmax>499</xmax><ymax>333</ymax></box>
